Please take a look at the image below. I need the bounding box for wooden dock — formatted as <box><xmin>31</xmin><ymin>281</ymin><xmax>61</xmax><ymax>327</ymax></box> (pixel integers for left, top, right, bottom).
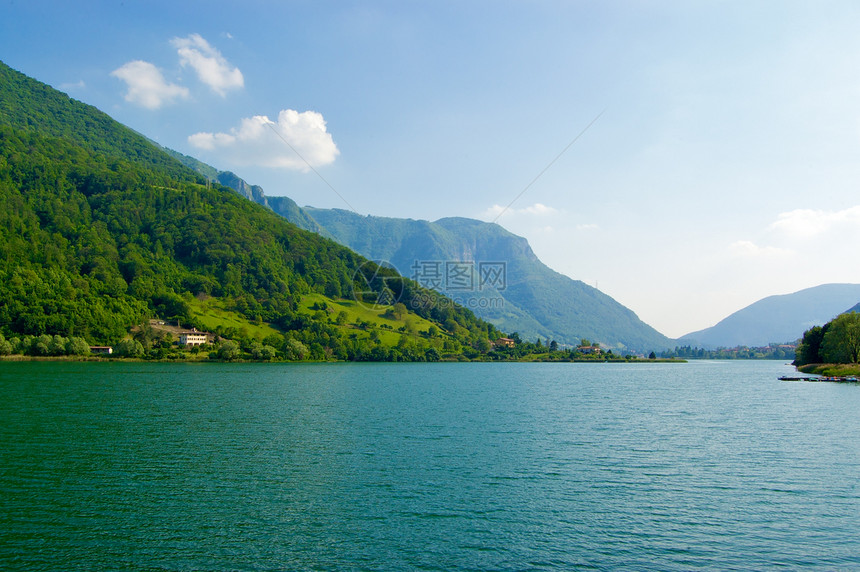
<box><xmin>779</xmin><ymin>375</ymin><xmax>860</xmax><ymax>383</ymax></box>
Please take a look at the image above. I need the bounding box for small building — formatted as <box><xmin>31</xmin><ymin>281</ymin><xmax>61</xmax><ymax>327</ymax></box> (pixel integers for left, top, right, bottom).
<box><xmin>90</xmin><ymin>346</ymin><xmax>113</xmax><ymax>355</ymax></box>
<box><xmin>577</xmin><ymin>345</ymin><xmax>601</xmax><ymax>355</ymax></box>
<box><xmin>495</xmin><ymin>337</ymin><xmax>515</xmax><ymax>348</ymax></box>
<box><xmin>179</xmin><ymin>329</ymin><xmax>210</xmax><ymax>346</ymax></box>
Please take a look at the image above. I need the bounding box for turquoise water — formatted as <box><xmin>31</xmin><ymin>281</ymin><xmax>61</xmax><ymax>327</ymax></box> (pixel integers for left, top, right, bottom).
<box><xmin>1</xmin><ymin>360</ymin><xmax>859</xmax><ymax>570</ymax></box>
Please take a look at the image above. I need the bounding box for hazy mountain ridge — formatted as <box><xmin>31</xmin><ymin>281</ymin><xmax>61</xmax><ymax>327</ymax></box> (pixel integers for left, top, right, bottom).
<box><xmin>678</xmin><ymin>283</ymin><xmax>860</xmax><ymax>348</ymax></box>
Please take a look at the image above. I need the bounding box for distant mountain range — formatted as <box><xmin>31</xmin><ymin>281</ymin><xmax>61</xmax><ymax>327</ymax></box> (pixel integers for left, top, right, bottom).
<box><xmin>678</xmin><ymin>283</ymin><xmax>860</xmax><ymax>348</ymax></box>
<box><xmin>168</xmin><ymin>154</ymin><xmax>860</xmax><ymax>354</ymax></box>
<box><xmin>167</xmin><ymin>154</ymin><xmax>674</xmax><ymax>353</ymax></box>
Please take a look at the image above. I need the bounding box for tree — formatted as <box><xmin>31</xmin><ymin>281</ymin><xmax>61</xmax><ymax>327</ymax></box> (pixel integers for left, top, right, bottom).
<box><xmin>0</xmin><ymin>334</ymin><xmax>12</xmax><ymax>356</ymax></box>
<box><xmin>217</xmin><ymin>340</ymin><xmax>241</xmax><ymax>361</ymax></box>
<box><xmin>648</xmin><ymin>351</ymin><xmax>656</xmax><ymax>360</ymax></box>
<box><xmin>285</xmin><ymin>338</ymin><xmax>308</xmax><ymax>360</ymax></box>
<box><xmin>31</xmin><ymin>334</ymin><xmax>52</xmax><ymax>356</ymax></box>
<box><xmin>133</xmin><ymin>322</ymin><xmax>155</xmax><ymax>350</ymax></box>
<box><xmin>795</xmin><ymin>325</ymin><xmax>826</xmax><ymax>366</ymax></box>
<box><xmin>115</xmin><ymin>339</ymin><xmax>145</xmax><ymax>358</ymax></box>
<box><xmin>250</xmin><ymin>342</ymin><xmax>277</xmax><ymax>361</ymax></box>
<box><xmin>48</xmin><ymin>335</ymin><xmax>68</xmax><ymax>356</ymax></box>
<box><xmin>392</xmin><ymin>302</ymin><xmax>408</xmax><ymax>320</ymax></box>
<box><xmin>821</xmin><ymin>312</ymin><xmax>860</xmax><ymax>364</ymax></box>
<box><xmin>65</xmin><ymin>337</ymin><xmax>90</xmax><ymax>356</ymax></box>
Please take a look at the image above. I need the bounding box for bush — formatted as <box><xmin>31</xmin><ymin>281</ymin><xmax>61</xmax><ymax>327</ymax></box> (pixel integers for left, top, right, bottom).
<box><xmin>115</xmin><ymin>339</ymin><xmax>145</xmax><ymax>358</ymax></box>
<box><xmin>284</xmin><ymin>338</ymin><xmax>308</xmax><ymax>360</ymax></box>
<box><xmin>65</xmin><ymin>337</ymin><xmax>90</xmax><ymax>355</ymax></box>
<box><xmin>0</xmin><ymin>334</ymin><xmax>12</xmax><ymax>356</ymax></box>
<box><xmin>250</xmin><ymin>342</ymin><xmax>277</xmax><ymax>361</ymax></box>
<box><xmin>217</xmin><ymin>340</ymin><xmax>241</xmax><ymax>361</ymax></box>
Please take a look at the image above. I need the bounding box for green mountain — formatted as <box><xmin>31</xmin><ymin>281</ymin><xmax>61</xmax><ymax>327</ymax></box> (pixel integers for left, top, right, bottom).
<box><xmin>174</xmin><ymin>155</ymin><xmax>672</xmax><ymax>352</ymax></box>
<box><xmin>678</xmin><ymin>283</ymin><xmax>860</xmax><ymax>348</ymax></box>
<box><xmin>0</xmin><ymin>60</ymin><xmax>498</xmax><ymax>360</ymax></box>
<box><xmin>300</xmin><ymin>209</ymin><xmax>672</xmax><ymax>352</ymax></box>
<box><xmin>162</xmin><ymin>149</ymin><xmax>331</xmax><ymax>237</ymax></box>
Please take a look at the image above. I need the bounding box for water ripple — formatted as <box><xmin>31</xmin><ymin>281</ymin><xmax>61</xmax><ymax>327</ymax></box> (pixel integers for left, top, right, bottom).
<box><xmin>2</xmin><ymin>360</ymin><xmax>860</xmax><ymax>570</ymax></box>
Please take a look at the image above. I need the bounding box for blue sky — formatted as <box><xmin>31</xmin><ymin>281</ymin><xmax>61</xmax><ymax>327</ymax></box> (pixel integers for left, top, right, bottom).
<box><xmin>4</xmin><ymin>1</ymin><xmax>860</xmax><ymax>338</ymax></box>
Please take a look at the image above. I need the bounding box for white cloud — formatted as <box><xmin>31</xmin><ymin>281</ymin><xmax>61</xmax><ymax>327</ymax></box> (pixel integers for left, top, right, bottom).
<box><xmin>111</xmin><ymin>60</ymin><xmax>189</xmax><ymax>109</ymax></box>
<box><xmin>524</xmin><ymin>203</ymin><xmax>559</xmax><ymax>216</ymax></box>
<box><xmin>481</xmin><ymin>202</ymin><xmax>560</xmax><ymax>220</ymax></box>
<box><xmin>60</xmin><ymin>80</ymin><xmax>85</xmax><ymax>91</ymax></box>
<box><xmin>171</xmin><ymin>33</ymin><xmax>243</xmax><ymax>96</ymax></box>
<box><xmin>577</xmin><ymin>223</ymin><xmax>599</xmax><ymax>231</ymax></box>
<box><xmin>729</xmin><ymin>240</ymin><xmax>793</xmax><ymax>259</ymax></box>
<box><xmin>768</xmin><ymin>206</ymin><xmax>860</xmax><ymax>238</ymax></box>
<box><xmin>188</xmin><ymin>109</ymin><xmax>340</xmax><ymax>170</ymax></box>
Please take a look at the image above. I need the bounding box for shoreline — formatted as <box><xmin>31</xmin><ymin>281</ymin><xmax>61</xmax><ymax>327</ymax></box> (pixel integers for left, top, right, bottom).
<box><xmin>1</xmin><ymin>354</ymin><xmax>686</xmax><ymax>364</ymax></box>
<box><xmin>796</xmin><ymin>363</ymin><xmax>860</xmax><ymax>377</ymax></box>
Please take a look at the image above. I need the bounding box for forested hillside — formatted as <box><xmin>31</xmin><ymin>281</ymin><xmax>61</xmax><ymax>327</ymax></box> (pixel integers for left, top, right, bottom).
<box><xmin>0</xmin><ymin>61</ymin><xmax>498</xmax><ymax>360</ymax></box>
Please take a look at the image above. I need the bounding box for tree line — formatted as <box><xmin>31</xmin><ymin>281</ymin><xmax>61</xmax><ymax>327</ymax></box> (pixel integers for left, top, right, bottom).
<box><xmin>794</xmin><ymin>312</ymin><xmax>860</xmax><ymax>366</ymax></box>
<box><xmin>661</xmin><ymin>344</ymin><xmax>796</xmax><ymax>360</ymax></box>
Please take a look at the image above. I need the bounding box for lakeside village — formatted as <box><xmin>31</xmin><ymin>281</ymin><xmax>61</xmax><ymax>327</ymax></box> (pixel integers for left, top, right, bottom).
<box><xmin>0</xmin><ymin>314</ymin><xmax>797</xmax><ymax>363</ymax></box>
<box><xmin>0</xmin><ymin>315</ymin><xmax>668</xmax><ymax>362</ymax></box>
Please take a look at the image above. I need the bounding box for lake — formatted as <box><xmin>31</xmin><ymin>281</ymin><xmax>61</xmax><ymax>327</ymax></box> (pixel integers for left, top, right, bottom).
<box><xmin>1</xmin><ymin>360</ymin><xmax>859</xmax><ymax>570</ymax></box>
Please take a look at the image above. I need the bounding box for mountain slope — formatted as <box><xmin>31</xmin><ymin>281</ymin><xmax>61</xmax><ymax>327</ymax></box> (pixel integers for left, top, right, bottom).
<box><xmin>0</xmin><ymin>60</ymin><xmax>496</xmax><ymax>359</ymax></box>
<box><xmin>678</xmin><ymin>283</ymin><xmax>860</xmax><ymax>348</ymax></box>
<box><xmin>162</xmin><ymin>149</ymin><xmax>332</xmax><ymax>237</ymax></box>
<box><xmin>297</xmin><ymin>209</ymin><xmax>552</xmax><ymax>341</ymax></box>
<box><xmin>305</xmin><ymin>208</ymin><xmax>670</xmax><ymax>350</ymax></box>
<box><xmin>172</xmin><ymin>156</ymin><xmax>673</xmax><ymax>352</ymax></box>
<box><xmin>302</xmin><ymin>209</ymin><xmax>672</xmax><ymax>351</ymax></box>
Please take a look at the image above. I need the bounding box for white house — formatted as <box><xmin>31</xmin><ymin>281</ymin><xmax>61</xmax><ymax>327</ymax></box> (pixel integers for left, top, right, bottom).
<box><xmin>179</xmin><ymin>329</ymin><xmax>209</xmax><ymax>346</ymax></box>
